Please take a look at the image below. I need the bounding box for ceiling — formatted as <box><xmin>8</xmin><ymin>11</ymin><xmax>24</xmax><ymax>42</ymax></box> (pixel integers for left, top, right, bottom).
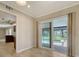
<box><xmin>0</xmin><ymin>1</ymin><xmax>79</xmax><ymax>18</ymax></box>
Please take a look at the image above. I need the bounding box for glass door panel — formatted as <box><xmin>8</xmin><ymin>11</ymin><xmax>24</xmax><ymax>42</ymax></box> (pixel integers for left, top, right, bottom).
<box><xmin>52</xmin><ymin>15</ymin><xmax>68</xmax><ymax>55</ymax></box>
<box><xmin>41</xmin><ymin>22</ymin><xmax>51</xmax><ymax>48</ymax></box>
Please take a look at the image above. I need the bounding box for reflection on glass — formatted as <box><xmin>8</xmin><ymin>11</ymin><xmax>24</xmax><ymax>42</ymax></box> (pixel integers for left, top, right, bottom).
<box><xmin>52</xmin><ymin>16</ymin><xmax>68</xmax><ymax>55</ymax></box>
<box><xmin>42</xmin><ymin>23</ymin><xmax>50</xmax><ymax>48</ymax></box>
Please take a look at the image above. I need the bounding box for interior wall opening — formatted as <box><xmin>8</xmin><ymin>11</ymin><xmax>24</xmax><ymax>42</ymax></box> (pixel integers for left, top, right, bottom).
<box><xmin>0</xmin><ymin>10</ymin><xmax>16</xmax><ymax>53</ymax></box>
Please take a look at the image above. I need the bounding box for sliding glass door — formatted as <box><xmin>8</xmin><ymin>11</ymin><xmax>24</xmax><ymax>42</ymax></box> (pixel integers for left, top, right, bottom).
<box><xmin>39</xmin><ymin>15</ymin><xmax>72</xmax><ymax>56</ymax></box>
<box><xmin>52</xmin><ymin>15</ymin><xmax>68</xmax><ymax>55</ymax></box>
<box><xmin>41</xmin><ymin>22</ymin><xmax>51</xmax><ymax>48</ymax></box>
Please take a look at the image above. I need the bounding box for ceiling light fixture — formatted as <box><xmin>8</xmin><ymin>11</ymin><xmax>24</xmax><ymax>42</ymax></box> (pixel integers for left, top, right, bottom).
<box><xmin>16</xmin><ymin>1</ymin><xmax>31</xmax><ymax>8</ymax></box>
<box><xmin>16</xmin><ymin>1</ymin><xmax>27</xmax><ymax>6</ymax></box>
<box><xmin>27</xmin><ymin>5</ymin><xmax>30</xmax><ymax>8</ymax></box>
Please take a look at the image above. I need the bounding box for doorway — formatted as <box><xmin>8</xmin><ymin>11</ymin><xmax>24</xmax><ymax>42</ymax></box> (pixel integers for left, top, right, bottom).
<box><xmin>41</xmin><ymin>22</ymin><xmax>51</xmax><ymax>48</ymax></box>
<box><xmin>52</xmin><ymin>15</ymin><xmax>68</xmax><ymax>55</ymax></box>
<box><xmin>39</xmin><ymin>15</ymin><xmax>69</xmax><ymax>56</ymax></box>
<box><xmin>0</xmin><ymin>10</ymin><xmax>16</xmax><ymax>54</ymax></box>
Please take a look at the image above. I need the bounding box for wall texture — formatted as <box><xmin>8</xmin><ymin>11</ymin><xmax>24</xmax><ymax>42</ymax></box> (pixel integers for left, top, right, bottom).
<box><xmin>16</xmin><ymin>12</ymin><xmax>34</xmax><ymax>52</ymax></box>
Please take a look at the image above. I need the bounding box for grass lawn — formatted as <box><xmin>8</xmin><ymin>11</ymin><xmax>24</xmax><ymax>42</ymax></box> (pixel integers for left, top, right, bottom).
<box><xmin>42</xmin><ymin>35</ymin><xmax>64</xmax><ymax>42</ymax></box>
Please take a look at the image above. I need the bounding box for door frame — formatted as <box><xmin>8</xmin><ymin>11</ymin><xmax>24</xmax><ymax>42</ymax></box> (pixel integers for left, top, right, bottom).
<box><xmin>38</xmin><ymin>20</ymin><xmax>52</xmax><ymax>49</ymax></box>
<box><xmin>38</xmin><ymin>14</ymin><xmax>73</xmax><ymax>56</ymax></box>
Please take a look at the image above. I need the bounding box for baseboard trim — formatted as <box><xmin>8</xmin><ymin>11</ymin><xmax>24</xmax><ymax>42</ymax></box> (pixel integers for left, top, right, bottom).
<box><xmin>16</xmin><ymin>47</ymin><xmax>33</xmax><ymax>53</ymax></box>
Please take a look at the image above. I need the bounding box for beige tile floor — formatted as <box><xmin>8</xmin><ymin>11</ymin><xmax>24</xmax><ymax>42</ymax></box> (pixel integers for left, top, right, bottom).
<box><xmin>0</xmin><ymin>42</ymin><xmax>67</xmax><ymax>57</ymax></box>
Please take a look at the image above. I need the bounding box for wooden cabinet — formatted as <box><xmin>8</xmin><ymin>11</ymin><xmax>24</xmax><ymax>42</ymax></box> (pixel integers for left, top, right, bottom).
<box><xmin>5</xmin><ymin>35</ymin><xmax>16</xmax><ymax>49</ymax></box>
<box><xmin>5</xmin><ymin>35</ymin><xmax>14</xmax><ymax>42</ymax></box>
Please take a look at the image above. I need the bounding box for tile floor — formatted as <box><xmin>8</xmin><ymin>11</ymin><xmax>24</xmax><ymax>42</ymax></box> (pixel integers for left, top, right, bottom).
<box><xmin>0</xmin><ymin>42</ymin><xmax>67</xmax><ymax>57</ymax></box>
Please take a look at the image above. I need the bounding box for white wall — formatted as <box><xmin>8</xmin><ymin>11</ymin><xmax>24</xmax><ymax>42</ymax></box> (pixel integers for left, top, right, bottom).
<box><xmin>0</xmin><ymin>3</ymin><xmax>34</xmax><ymax>52</ymax></box>
<box><xmin>16</xmin><ymin>12</ymin><xmax>34</xmax><ymax>52</ymax></box>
